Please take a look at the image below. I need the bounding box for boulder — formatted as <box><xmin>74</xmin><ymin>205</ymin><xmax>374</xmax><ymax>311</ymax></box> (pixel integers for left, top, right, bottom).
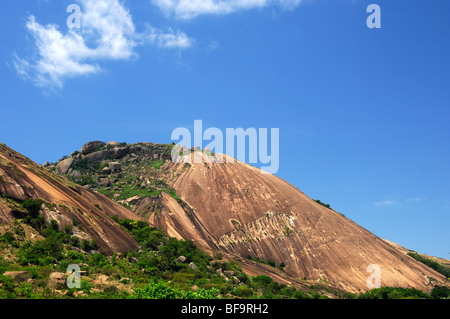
<box><xmin>81</xmin><ymin>141</ymin><xmax>105</xmax><ymax>155</ymax></box>
<box><xmin>56</xmin><ymin>158</ymin><xmax>74</xmax><ymax>174</ymax></box>
<box><xmin>84</xmin><ymin>150</ymin><xmax>110</xmax><ymax>163</ymax></box>
<box><xmin>43</xmin><ymin>161</ymin><xmax>50</xmax><ymax>167</ymax></box>
<box><xmin>109</xmin><ymin>162</ymin><xmax>121</xmax><ymax>172</ymax></box>
<box><xmin>189</xmin><ymin>262</ymin><xmax>200</xmax><ymax>272</ymax></box>
<box><xmin>176</xmin><ymin>256</ymin><xmax>186</xmax><ymax>263</ymax></box>
<box><xmin>110</xmin><ymin>147</ymin><xmax>129</xmax><ymax>159</ymax></box>
<box><xmin>223</xmin><ymin>270</ymin><xmax>235</xmax><ymax>277</ymax></box>
<box><xmin>102</xmin><ymin>166</ymin><xmax>111</xmax><ymax>174</ymax></box>
<box><xmin>3</xmin><ymin>271</ymin><xmax>31</xmax><ymax>283</ymax></box>
<box><xmin>47</xmin><ymin>272</ymin><xmax>66</xmax><ymax>290</ymax></box>
<box><xmin>107</xmin><ymin>141</ymin><xmax>121</xmax><ymax>148</ymax></box>
<box><xmin>98</xmin><ymin>178</ymin><xmax>110</xmax><ymax>187</ymax></box>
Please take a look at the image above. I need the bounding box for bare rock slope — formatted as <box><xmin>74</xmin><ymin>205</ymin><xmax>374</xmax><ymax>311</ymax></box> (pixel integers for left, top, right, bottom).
<box><xmin>149</xmin><ymin>152</ymin><xmax>447</xmax><ymax>293</ymax></box>
<box><xmin>0</xmin><ymin>143</ymin><xmax>139</xmax><ymax>255</ymax></box>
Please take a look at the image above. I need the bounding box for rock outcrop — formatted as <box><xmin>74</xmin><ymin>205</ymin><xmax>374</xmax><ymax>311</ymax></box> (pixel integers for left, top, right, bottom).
<box><xmin>147</xmin><ymin>151</ymin><xmax>447</xmax><ymax>293</ymax></box>
<box><xmin>81</xmin><ymin>141</ymin><xmax>105</xmax><ymax>155</ymax></box>
<box><xmin>0</xmin><ymin>143</ymin><xmax>139</xmax><ymax>255</ymax></box>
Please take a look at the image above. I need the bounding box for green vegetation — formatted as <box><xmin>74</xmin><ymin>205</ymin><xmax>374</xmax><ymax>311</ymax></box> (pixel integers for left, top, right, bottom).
<box><xmin>407</xmin><ymin>252</ymin><xmax>450</xmax><ymax>278</ymax></box>
<box><xmin>314</xmin><ymin>199</ymin><xmax>331</xmax><ymax>209</ymax></box>
<box><xmin>131</xmin><ymin>282</ymin><xmax>220</xmax><ymax>299</ymax></box>
<box><xmin>1</xmin><ymin>198</ymin><xmax>447</xmax><ymax>300</ymax></box>
<box><xmin>245</xmin><ymin>255</ymin><xmax>277</xmax><ymax>268</ymax></box>
<box><xmin>357</xmin><ymin>287</ymin><xmax>431</xmax><ymax>299</ymax></box>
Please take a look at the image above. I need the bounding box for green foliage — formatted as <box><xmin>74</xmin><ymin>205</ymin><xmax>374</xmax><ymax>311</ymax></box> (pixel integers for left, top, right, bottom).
<box><xmin>252</xmin><ymin>275</ymin><xmax>273</xmax><ymax>285</ymax></box>
<box><xmin>357</xmin><ymin>287</ymin><xmax>432</xmax><ymax>299</ymax></box>
<box><xmin>130</xmin><ymin>281</ymin><xmax>220</xmax><ymax>299</ymax></box>
<box><xmin>22</xmin><ymin>198</ymin><xmax>43</xmax><ymax>216</ymax></box>
<box><xmin>0</xmin><ymin>232</ymin><xmax>15</xmax><ymax>244</ymax></box>
<box><xmin>314</xmin><ymin>199</ymin><xmax>331</xmax><ymax>209</ymax></box>
<box><xmin>407</xmin><ymin>252</ymin><xmax>450</xmax><ymax>278</ymax></box>
<box><xmin>430</xmin><ymin>286</ymin><xmax>450</xmax><ymax>299</ymax></box>
<box><xmin>232</xmin><ymin>285</ymin><xmax>253</xmax><ymax>298</ymax></box>
<box><xmin>0</xmin><ymin>275</ymin><xmax>16</xmax><ymax>298</ymax></box>
<box><xmin>80</xmin><ymin>239</ymin><xmax>98</xmax><ymax>252</ymax></box>
<box><xmin>148</xmin><ymin>160</ymin><xmax>165</xmax><ymax>169</ymax></box>
<box><xmin>19</xmin><ymin>198</ymin><xmax>46</xmax><ymax>230</ymax></box>
<box><xmin>245</xmin><ymin>255</ymin><xmax>277</xmax><ymax>268</ymax></box>
<box><xmin>18</xmin><ymin>237</ymin><xmax>64</xmax><ymax>266</ymax></box>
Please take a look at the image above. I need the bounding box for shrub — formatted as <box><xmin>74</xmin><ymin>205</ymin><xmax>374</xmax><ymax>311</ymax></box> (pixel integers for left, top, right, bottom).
<box><xmin>0</xmin><ymin>232</ymin><xmax>15</xmax><ymax>244</ymax></box>
<box><xmin>293</xmin><ymin>290</ymin><xmax>311</xmax><ymax>299</ymax></box>
<box><xmin>358</xmin><ymin>287</ymin><xmax>431</xmax><ymax>299</ymax></box>
<box><xmin>431</xmin><ymin>286</ymin><xmax>450</xmax><ymax>299</ymax></box>
<box><xmin>172</xmin><ymin>272</ymin><xmax>195</xmax><ymax>283</ymax></box>
<box><xmin>18</xmin><ymin>237</ymin><xmax>64</xmax><ymax>266</ymax></box>
<box><xmin>0</xmin><ymin>274</ymin><xmax>16</xmax><ymax>298</ymax></box>
<box><xmin>252</xmin><ymin>275</ymin><xmax>273</xmax><ymax>285</ymax></box>
<box><xmin>130</xmin><ymin>281</ymin><xmax>220</xmax><ymax>299</ymax></box>
<box><xmin>232</xmin><ymin>285</ymin><xmax>253</xmax><ymax>298</ymax></box>
<box><xmin>407</xmin><ymin>252</ymin><xmax>450</xmax><ymax>278</ymax></box>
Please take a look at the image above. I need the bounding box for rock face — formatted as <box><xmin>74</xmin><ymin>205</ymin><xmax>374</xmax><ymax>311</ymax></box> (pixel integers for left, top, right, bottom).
<box><xmin>3</xmin><ymin>271</ymin><xmax>31</xmax><ymax>283</ymax></box>
<box><xmin>146</xmin><ymin>152</ymin><xmax>447</xmax><ymax>293</ymax></box>
<box><xmin>56</xmin><ymin>158</ymin><xmax>74</xmax><ymax>174</ymax></box>
<box><xmin>0</xmin><ymin>143</ymin><xmax>139</xmax><ymax>255</ymax></box>
<box><xmin>81</xmin><ymin>141</ymin><xmax>105</xmax><ymax>155</ymax></box>
<box><xmin>47</xmin><ymin>272</ymin><xmax>66</xmax><ymax>290</ymax></box>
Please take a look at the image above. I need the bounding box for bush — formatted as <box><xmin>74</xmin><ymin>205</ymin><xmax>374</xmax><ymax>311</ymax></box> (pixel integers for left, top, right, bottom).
<box><xmin>407</xmin><ymin>252</ymin><xmax>450</xmax><ymax>278</ymax></box>
<box><xmin>358</xmin><ymin>287</ymin><xmax>431</xmax><ymax>299</ymax></box>
<box><xmin>172</xmin><ymin>272</ymin><xmax>195</xmax><ymax>283</ymax></box>
<box><xmin>130</xmin><ymin>281</ymin><xmax>220</xmax><ymax>299</ymax></box>
<box><xmin>0</xmin><ymin>274</ymin><xmax>16</xmax><ymax>298</ymax></box>
<box><xmin>252</xmin><ymin>275</ymin><xmax>272</xmax><ymax>285</ymax></box>
<box><xmin>232</xmin><ymin>285</ymin><xmax>253</xmax><ymax>298</ymax></box>
<box><xmin>18</xmin><ymin>237</ymin><xmax>64</xmax><ymax>266</ymax></box>
<box><xmin>0</xmin><ymin>232</ymin><xmax>15</xmax><ymax>244</ymax></box>
<box><xmin>431</xmin><ymin>286</ymin><xmax>450</xmax><ymax>299</ymax></box>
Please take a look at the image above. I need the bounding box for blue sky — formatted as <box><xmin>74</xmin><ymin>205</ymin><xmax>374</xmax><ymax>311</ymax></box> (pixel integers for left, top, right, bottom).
<box><xmin>0</xmin><ymin>0</ymin><xmax>449</xmax><ymax>259</ymax></box>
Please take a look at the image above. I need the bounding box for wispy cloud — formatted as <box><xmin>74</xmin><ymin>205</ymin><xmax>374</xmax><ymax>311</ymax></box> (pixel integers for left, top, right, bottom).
<box><xmin>14</xmin><ymin>0</ymin><xmax>193</xmax><ymax>88</ymax></box>
<box><xmin>374</xmin><ymin>197</ymin><xmax>424</xmax><ymax>207</ymax></box>
<box><xmin>374</xmin><ymin>200</ymin><xmax>397</xmax><ymax>207</ymax></box>
<box><xmin>405</xmin><ymin>197</ymin><xmax>423</xmax><ymax>203</ymax></box>
<box><xmin>151</xmin><ymin>0</ymin><xmax>303</xmax><ymax>19</ymax></box>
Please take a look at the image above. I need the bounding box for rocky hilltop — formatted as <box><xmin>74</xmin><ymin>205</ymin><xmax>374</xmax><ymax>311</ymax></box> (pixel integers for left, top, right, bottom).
<box><xmin>45</xmin><ymin>141</ymin><xmax>448</xmax><ymax>293</ymax></box>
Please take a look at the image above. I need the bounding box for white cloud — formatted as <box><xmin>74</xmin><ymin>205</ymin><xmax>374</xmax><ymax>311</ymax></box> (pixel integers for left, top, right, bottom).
<box><xmin>144</xmin><ymin>26</ymin><xmax>194</xmax><ymax>49</ymax></box>
<box><xmin>14</xmin><ymin>0</ymin><xmax>193</xmax><ymax>88</ymax></box>
<box><xmin>374</xmin><ymin>200</ymin><xmax>397</xmax><ymax>206</ymax></box>
<box><xmin>151</xmin><ymin>0</ymin><xmax>303</xmax><ymax>19</ymax></box>
<box><xmin>374</xmin><ymin>197</ymin><xmax>424</xmax><ymax>207</ymax></box>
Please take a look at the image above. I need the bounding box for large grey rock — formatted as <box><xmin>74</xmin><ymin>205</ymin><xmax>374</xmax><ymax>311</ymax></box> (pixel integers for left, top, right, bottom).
<box><xmin>56</xmin><ymin>158</ymin><xmax>74</xmax><ymax>174</ymax></box>
<box><xmin>110</xmin><ymin>147</ymin><xmax>129</xmax><ymax>159</ymax></box>
<box><xmin>3</xmin><ymin>271</ymin><xmax>31</xmax><ymax>283</ymax></box>
<box><xmin>109</xmin><ymin>162</ymin><xmax>121</xmax><ymax>172</ymax></box>
<box><xmin>84</xmin><ymin>150</ymin><xmax>110</xmax><ymax>163</ymax></box>
<box><xmin>189</xmin><ymin>262</ymin><xmax>200</xmax><ymax>272</ymax></box>
<box><xmin>81</xmin><ymin>141</ymin><xmax>105</xmax><ymax>155</ymax></box>
<box><xmin>107</xmin><ymin>141</ymin><xmax>121</xmax><ymax>148</ymax></box>
<box><xmin>47</xmin><ymin>272</ymin><xmax>66</xmax><ymax>290</ymax></box>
